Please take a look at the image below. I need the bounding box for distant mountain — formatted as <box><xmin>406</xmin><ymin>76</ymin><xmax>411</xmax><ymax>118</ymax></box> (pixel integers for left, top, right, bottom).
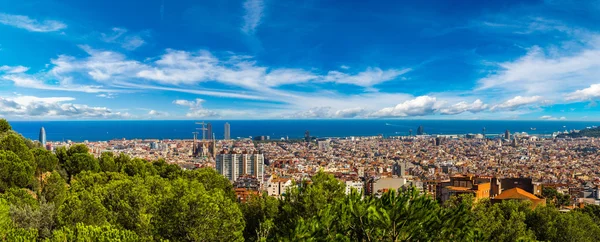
<box><xmin>558</xmin><ymin>126</ymin><xmax>600</xmax><ymax>138</ymax></box>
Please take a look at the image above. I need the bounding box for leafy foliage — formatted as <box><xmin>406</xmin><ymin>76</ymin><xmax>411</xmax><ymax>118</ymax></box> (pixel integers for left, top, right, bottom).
<box><xmin>0</xmin><ymin>119</ymin><xmax>11</xmax><ymax>133</ymax></box>
<box><xmin>543</xmin><ymin>187</ymin><xmax>571</xmax><ymax>207</ymax></box>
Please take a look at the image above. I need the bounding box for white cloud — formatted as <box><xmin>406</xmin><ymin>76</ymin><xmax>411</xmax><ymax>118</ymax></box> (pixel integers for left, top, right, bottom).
<box><xmin>96</xmin><ymin>93</ymin><xmax>116</xmax><ymax>99</ymax></box>
<box><xmin>58</xmin><ymin>46</ymin><xmax>405</xmax><ymax>92</ymax></box>
<box><xmin>0</xmin><ymin>13</ymin><xmax>66</xmax><ymax>32</ymax></box>
<box><xmin>335</xmin><ymin>107</ymin><xmax>367</xmax><ymax>118</ymax></box>
<box><xmin>540</xmin><ymin>115</ymin><xmax>567</xmax><ymax>120</ymax></box>
<box><xmin>241</xmin><ymin>0</ymin><xmax>264</xmax><ymax>34</ymax></box>
<box><xmin>492</xmin><ymin>96</ymin><xmax>543</xmax><ymax>111</ymax></box>
<box><xmin>439</xmin><ymin>99</ymin><xmax>488</xmax><ymax>115</ymax></box>
<box><xmin>323</xmin><ymin>67</ymin><xmax>411</xmax><ymax>87</ymax></box>
<box><xmin>101</xmin><ymin>28</ymin><xmax>145</xmax><ymax>50</ymax></box>
<box><xmin>112</xmin><ymin>82</ymin><xmax>267</xmax><ymax>100</ymax></box>
<box><xmin>0</xmin><ymin>65</ymin><xmax>29</xmax><ymax>73</ymax></box>
<box><xmin>340</xmin><ymin>65</ymin><xmax>350</xmax><ymax>70</ymax></box>
<box><xmin>290</xmin><ymin>106</ymin><xmax>367</xmax><ymax>118</ymax></box>
<box><xmin>372</xmin><ymin>96</ymin><xmax>438</xmax><ymax>117</ymax></box>
<box><xmin>264</xmin><ymin>69</ymin><xmax>318</xmax><ymax>86</ymax></box>
<box><xmin>52</xmin><ymin>45</ymin><xmax>144</xmax><ymax>81</ymax></box>
<box><xmin>477</xmin><ymin>40</ymin><xmax>600</xmax><ymax>96</ymax></box>
<box><xmin>1</xmin><ymin>74</ymin><xmax>117</xmax><ymax>93</ymax></box>
<box><xmin>565</xmin><ymin>84</ymin><xmax>600</xmax><ymax>101</ymax></box>
<box><xmin>148</xmin><ymin>110</ymin><xmax>168</xmax><ymax>116</ymax></box>
<box><xmin>173</xmin><ymin>98</ymin><xmax>217</xmax><ymax>117</ymax></box>
<box><xmin>0</xmin><ymin>96</ymin><xmax>128</xmax><ymax>119</ymax></box>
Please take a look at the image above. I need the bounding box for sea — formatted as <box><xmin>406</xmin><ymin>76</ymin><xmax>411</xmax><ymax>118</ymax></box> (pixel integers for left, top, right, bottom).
<box><xmin>8</xmin><ymin>120</ymin><xmax>600</xmax><ymax>142</ymax></box>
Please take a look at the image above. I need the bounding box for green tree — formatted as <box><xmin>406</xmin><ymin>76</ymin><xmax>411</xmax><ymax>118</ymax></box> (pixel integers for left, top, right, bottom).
<box><xmin>527</xmin><ymin>205</ymin><xmax>600</xmax><ymax>242</ymax></box>
<box><xmin>57</xmin><ymin>189</ymin><xmax>108</xmax><ymax>228</ymax></box>
<box><xmin>473</xmin><ymin>199</ymin><xmax>535</xmax><ymax>242</ymax></box>
<box><xmin>102</xmin><ymin>177</ymin><xmax>153</xmax><ymax>239</ymax></box>
<box><xmin>0</xmin><ymin>134</ymin><xmax>35</xmax><ymax>169</ymax></box>
<box><xmin>0</xmin><ymin>188</ymin><xmax>38</xmax><ymax>209</ymax></box>
<box><xmin>9</xmin><ymin>200</ymin><xmax>57</xmax><ymax>239</ymax></box>
<box><xmin>48</xmin><ymin>223</ymin><xmax>139</xmax><ymax>242</ymax></box>
<box><xmin>55</xmin><ymin>147</ymin><xmax>68</xmax><ymax>166</ymax></box>
<box><xmin>114</xmin><ymin>153</ymin><xmax>131</xmax><ymax>171</ymax></box>
<box><xmin>241</xmin><ymin>193</ymin><xmax>279</xmax><ymax>241</ymax></box>
<box><xmin>577</xmin><ymin>204</ymin><xmax>600</xmax><ymax>225</ymax></box>
<box><xmin>122</xmin><ymin>158</ymin><xmax>155</xmax><ymax>177</ymax></box>
<box><xmin>99</xmin><ymin>152</ymin><xmax>118</xmax><ymax>172</ymax></box>
<box><xmin>0</xmin><ymin>119</ymin><xmax>11</xmax><ymax>133</ymax></box>
<box><xmin>41</xmin><ymin>171</ymin><xmax>68</xmax><ymax>206</ymax></box>
<box><xmin>64</xmin><ymin>153</ymin><xmax>100</xmax><ymax>177</ymax></box>
<box><xmin>0</xmin><ymin>150</ymin><xmax>34</xmax><ymax>191</ymax></box>
<box><xmin>154</xmin><ymin>178</ymin><xmax>245</xmax><ymax>241</ymax></box>
<box><xmin>543</xmin><ymin>187</ymin><xmax>571</xmax><ymax>207</ymax></box>
<box><xmin>152</xmin><ymin>159</ymin><xmax>182</xmax><ymax>179</ymax></box>
<box><xmin>186</xmin><ymin>168</ymin><xmax>236</xmax><ymax>200</ymax></box>
<box><xmin>67</xmin><ymin>144</ymin><xmax>89</xmax><ymax>157</ymax></box>
<box><xmin>32</xmin><ymin>148</ymin><xmax>59</xmax><ymax>189</ymax></box>
<box><xmin>0</xmin><ymin>198</ymin><xmax>38</xmax><ymax>241</ymax></box>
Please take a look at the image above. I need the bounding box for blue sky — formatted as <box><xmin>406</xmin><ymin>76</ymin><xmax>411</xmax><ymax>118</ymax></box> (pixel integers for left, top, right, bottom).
<box><xmin>1</xmin><ymin>0</ymin><xmax>600</xmax><ymax>120</ymax></box>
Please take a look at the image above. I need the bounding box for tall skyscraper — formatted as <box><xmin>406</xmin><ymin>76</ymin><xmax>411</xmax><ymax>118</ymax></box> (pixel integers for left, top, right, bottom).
<box><xmin>304</xmin><ymin>130</ymin><xmax>310</xmax><ymax>142</ymax></box>
<box><xmin>224</xmin><ymin>122</ymin><xmax>231</xmax><ymax>140</ymax></box>
<box><xmin>216</xmin><ymin>150</ymin><xmax>265</xmax><ymax>183</ymax></box>
<box><xmin>417</xmin><ymin>126</ymin><xmax>424</xmax><ymax>135</ymax></box>
<box><xmin>206</xmin><ymin>122</ymin><xmax>213</xmax><ymax>140</ymax></box>
<box><xmin>504</xmin><ymin>130</ymin><xmax>510</xmax><ymax>140</ymax></box>
<box><xmin>39</xmin><ymin>127</ymin><xmax>46</xmax><ymax>146</ymax></box>
<box><xmin>392</xmin><ymin>161</ymin><xmax>406</xmax><ymax>177</ymax></box>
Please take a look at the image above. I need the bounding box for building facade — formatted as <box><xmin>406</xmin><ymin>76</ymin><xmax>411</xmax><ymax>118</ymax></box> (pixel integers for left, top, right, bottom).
<box><xmin>224</xmin><ymin>122</ymin><xmax>231</xmax><ymax>140</ymax></box>
<box><xmin>206</xmin><ymin>122</ymin><xmax>213</xmax><ymax>140</ymax></box>
<box><xmin>266</xmin><ymin>177</ymin><xmax>293</xmax><ymax>198</ymax></box>
<box><xmin>215</xmin><ymin>150</ymin><xmax>264</xmax><ymax>183</ymax></box>
<box><xmin>39</xmin><ymin>127</ymin><xmax>46</xmax><ymax>146</ymax></box>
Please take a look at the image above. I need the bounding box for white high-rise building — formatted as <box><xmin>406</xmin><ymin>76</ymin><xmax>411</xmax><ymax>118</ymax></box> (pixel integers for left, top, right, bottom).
<box><xmin>216</xmin><ymin>150</ymin><xmax>264</xmax><ymax>183</ymax></box>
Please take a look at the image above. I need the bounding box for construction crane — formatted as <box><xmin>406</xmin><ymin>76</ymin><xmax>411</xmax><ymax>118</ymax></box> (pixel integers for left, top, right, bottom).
<box><xmin>195</xmin><ymin>121</ymin><xmax>207</xmax><ymax>140</ymax></box>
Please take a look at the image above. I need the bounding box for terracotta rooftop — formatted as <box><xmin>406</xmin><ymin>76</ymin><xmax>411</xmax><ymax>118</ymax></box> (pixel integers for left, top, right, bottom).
<box><xmin>495</xmin><ymin>188</ymin><xmax>541</xmax><ymax>201</ymax></box>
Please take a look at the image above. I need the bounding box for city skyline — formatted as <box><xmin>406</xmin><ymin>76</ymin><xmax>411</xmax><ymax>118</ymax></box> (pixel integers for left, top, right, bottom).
<box><xmin>1</xmin><ymin>0</ymin><xmax>600</xmax><ymax>121</ymax></box>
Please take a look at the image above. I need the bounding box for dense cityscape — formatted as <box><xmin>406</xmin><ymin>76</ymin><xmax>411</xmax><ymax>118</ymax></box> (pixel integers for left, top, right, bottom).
<box><xmin>38</xmin><ymin>121</ymin><xmax>600</xmax><ymax>208</ymax></box>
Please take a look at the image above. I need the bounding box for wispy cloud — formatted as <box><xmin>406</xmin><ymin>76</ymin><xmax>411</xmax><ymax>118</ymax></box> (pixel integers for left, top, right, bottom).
<box><xmin>241</xmin><ymin>0</ymin><xmax>264</xmax><ymax>34</ymax></box>
<box><xmin>101</xmin><ymin>28</ymin><xmax>146</xmax><ymax>50</ymax></box>
<box><xmin>540</xmin><ymin>115</ymin><xmax>566</xmax><ymax>120</ymax></box>
<box><xmin>492</xmin><ymin>96</ymin><xmax>543</xmax><ymax>111</ymax></box>
<box><xmin>565</xmin><ymin>84</ymin><xmax>600</xmax><ymax>101</ymax></box>
<box><xmin>439</xmin><ymin>99</ymin><xmax>487</xmax><ymax>115</ymax></box>
<box><xmin>0</xmin><ymin>13</ymin><xmax>66</xmax><ymax>32</ymax></box>
<box><xmin>0</xmin><ymin>95</ymin><xmax>129</xmax><ymax>119</ymax></box>
<box><xmin>476</xmin><ymin>36</ymin><xmax>600</xmax><ymax>97</ymax></box>
<box><xmin>1</xmin><ymin>74</ymin><xmax>119</xmax><ymax>93</ymax></box>
<box><xmin>96</xmin><ymin>93</ymin><xmax>116</xmax><ymax>99</ymax></box>
<box><xmin>0</xmin><ymin>65</ymin><xmax>29</xmax><ymax>73</ymax></box>
<box><xmin>148</xmin><ymin>110</ymin><xmax>168</xmax><ymax>117</ymax></box>
<box><xmin>372</xmin><ymin>96</ymin><xmax>440</xmax><ymax>117</ymax></box>
<box><xmin>173</xmin><ymin>98</ymin><xmax>217</xmax><ymax>117</ymax></box>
